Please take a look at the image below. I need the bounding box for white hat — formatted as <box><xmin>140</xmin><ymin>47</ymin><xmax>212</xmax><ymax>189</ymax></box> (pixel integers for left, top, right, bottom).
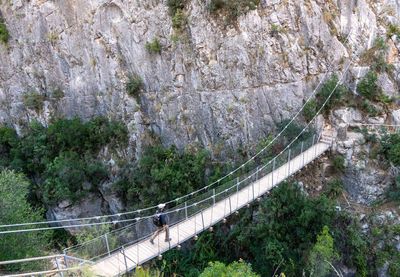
<box><xmin>157</xmin><ymin>203</ymin><xmax>166</xmax><ymax>209</ymax></box>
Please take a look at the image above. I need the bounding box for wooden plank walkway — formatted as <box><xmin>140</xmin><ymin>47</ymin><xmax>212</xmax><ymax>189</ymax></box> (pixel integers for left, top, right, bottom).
<box><xmin>91</xmin><ymin>140</ymin><xmax>332</xmax><ymax>276</ymax></box>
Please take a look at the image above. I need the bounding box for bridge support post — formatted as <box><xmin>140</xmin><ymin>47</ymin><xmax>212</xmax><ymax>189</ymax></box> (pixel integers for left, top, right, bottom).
<box><xmin>122</xmin><ymin>246</ymin><xmax>128</xmax><ymax>272</ymax></box>
<box><xmin>105</xmin><ymin>234</ymin><xmax>111</xmax><ymax>256</ymax></box>
<box><xmin>212</xmin><ymin>189</ymin><xmax>215</xmax><ymax>206</ymax></box>
<box><xmin>272</xmin><ymin>158</ymin><xmax>276</xmax><ymax>186</ymax></box>
<box><xmin>55</xmin><ymin>256</ymin><xmax>64</xmax><ymax>277</ymax></box>
<box><xmin>63</xmin><ymin>250</ymin><xmax>68</xmax><ymax>269</ymax></box>
<box><xmin>229</xmin><ymin>196</ymin><xmax>232</xmax><ymax>215</ymax></box>
<box><xmin>184</xmin><ymin>202</ymin><xmax>188</xmax><ymax>219</ymax></box>
<box><xmin>236</xmin><ymin>177</ymin><xmax>239</xmax><ymax>210</ymax></box>
<box><xmin>201</xmin><ymin>211</ymin><xmax>205</xmax><ymax>231</ymax></box>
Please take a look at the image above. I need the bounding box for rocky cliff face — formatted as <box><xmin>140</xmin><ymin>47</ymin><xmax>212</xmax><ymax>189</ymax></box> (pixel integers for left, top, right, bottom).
<box><xmin>1</xmin><ymin>1</ymin><xmax>400</xmax><ymax>249</ymax></box>
<box><xmin>1</xmin><ymin>0</ymin><xmax>399</xmax><ymax>157</ymax></box>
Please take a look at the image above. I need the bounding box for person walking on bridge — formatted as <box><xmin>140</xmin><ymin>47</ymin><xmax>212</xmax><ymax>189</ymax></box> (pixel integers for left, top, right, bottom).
<box><xmin>150</xmin><ymin>203</ymin><xmax>171</xmax><ymax>244</ymax></box>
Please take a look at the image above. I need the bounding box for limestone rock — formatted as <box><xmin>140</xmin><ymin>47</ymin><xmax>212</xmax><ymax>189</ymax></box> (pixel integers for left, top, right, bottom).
<box><xmin>46</xmin><ymin>193</ymin><xmax>108</xmax><ymax>234</ymax></box>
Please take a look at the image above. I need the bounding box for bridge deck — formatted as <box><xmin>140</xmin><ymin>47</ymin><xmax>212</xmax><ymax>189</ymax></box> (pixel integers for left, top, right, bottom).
<box><xmin>91</xmin><ymin>141</ymin><xmax>331</xmax><ymax>276</ymax></box>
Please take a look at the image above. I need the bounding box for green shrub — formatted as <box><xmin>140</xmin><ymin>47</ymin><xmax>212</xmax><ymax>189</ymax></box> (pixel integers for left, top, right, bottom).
<box><xmin>316</xmin><ymin>74</ymin><xmax>348</xmax><ymax>114</ymax></box>
<box><xmin>145</xmin><ymin>38</ymin><xmax>162</xmax><ymax>54</ymax></box>
<box><xmin>303</xmin><ymin>99</ymin><xmax>318</xmax><ymax>122</ymax></box>
<box><xmin>357</xmin><ymin>71</ymin><xmax>381</xmax><ymax>101</ymax></box>
<box><xmin>167</xmin><ymin>0</ymin><xmax>186</xmax><ymax>15</ymax></box>
<box><xmin>374</xmin><ymin>37</ymin><xmax>388</xmax><ymax>51</ymax></box>
<box><xmin>172</xmin><ymin>9</ymin><xmax>187</xmax><ymax>30</ymax></box>
<box><xmin>361</xmin><ymin>37</ymin><xmax>393</xmax><ymax>74</ymax></box>
<box><xmin>115</xmin><ymin>144</ymin><xmax>223</xmax><ymax>208</ymax></box>
<box><xmin>0</xmin><ymin>170</ymin><xmax>52</xmax><ymax>272</ymax></box>
<box><xmin>23</xmin><ymin>91</ymin><xmax>46</xmax><ymax>112</ymax></box>
<box><xmin>387</xmin><ymin>24</ymin><xmax>400</xmax><ymax>39</ymax></box>
<box><xmin>208</xmin><ymin>0</ymin><xmax>259</xmax><ymax>21</ymax></box>
<box><xmin>2</xmin><ymin>117</ymin><xmax>127</xmax><ymax>204</ymax></box>
<box><xmin>332</xmin><ymin>154</ymin><xmax>345</xmax><ymax>173</ymax></box>
<box><xmin>52</xmin><ymin>88</ymin><xmax>65</xmax><ymax>100</ymax></box>
<box><xmin>277</xmin><ymin>119</ymin><xmax>314</xmax><ymax>143</ymax></box>
<box><xmin>0</xmin><ymin>18</ymin><xmax>9</xmax><ymax>44</ymax></box>
<box><xmin>0</xmin><ymin>126</ymin><xmax>18</xmax><ymax>167</ymax></box>
<box><xmin>324</xmin><ymin>179</ymin><xmax>344</xmax><ymax>199</ymax></box>
<box><xmin>380</xmin><ymin>133</ymin><xmax>400</xmax><ymax>166</ymax></box>
<box><xmin>43</xmin><ymin>151</ymin><xmax>107</xmax><ymax>204</ymax></box>
<box><xmin>126</xmin><ymin>76</ymin><xmax>143</xmax><ymax>99</ymax></box>
<box><xmin>200</xmin><ymin>261</ymin><xmax>260</xmax><ymax>277</ymax></box>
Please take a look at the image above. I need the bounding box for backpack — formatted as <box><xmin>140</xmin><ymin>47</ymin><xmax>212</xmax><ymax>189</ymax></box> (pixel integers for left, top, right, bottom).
<box><xmin>152</xmin><ymin>214</ymin><xmax>162</xmax><ymax>227</ymax></box>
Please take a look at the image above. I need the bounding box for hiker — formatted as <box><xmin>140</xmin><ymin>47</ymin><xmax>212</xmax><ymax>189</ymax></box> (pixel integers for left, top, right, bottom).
<box><xmin>150</xmin><ymin>203</ymin><xmax>171</xmax><ymax>244</ymax></box>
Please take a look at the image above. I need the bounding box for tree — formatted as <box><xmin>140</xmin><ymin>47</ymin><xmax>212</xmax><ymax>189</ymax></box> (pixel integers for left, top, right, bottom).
<box><xmin>0</xmin><ymin>170</ymin><xmax>52</xmax><ymax>271</ymax></box>
<box><xmin>199</xmin><ymin>261</ymin><xmax>260</xmax><ymax>277</ymax></box>
<box><xmin>308</xmin><ymin>226</ymin><xmax>339</xmax><ymax>277</ymax></box>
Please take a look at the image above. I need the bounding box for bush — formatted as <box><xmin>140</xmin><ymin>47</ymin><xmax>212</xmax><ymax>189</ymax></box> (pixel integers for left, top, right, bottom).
<box><xmin>380</xmin><ymin>133</ymin><xmax>400</xmax><ymax>166</ymax></box>
<box><xmin>316</xmin><ymin>74</ymin><xmax>348</xmax><ymax>114</ymax></box>
<box><xmin>145</xmin><ymin>38</ymin><xmax>162</xmax><ymax>54</ymax></box>
<box><xmin>172</xmin><ymin>9</ymin><xmax>187</xmax><ymax>30</ymax></box>
<box><xmin>324</xmin><ymin>179</ymin><xmax>344</xmax><ymax>199</ymax></box>
<box><xmin>126</xmin><ymin>76</ymin><xmax>143</xmax><ymax>99</ymax></box>
<box><xmin>357</xmin><ymin>71</ymin><xmax>381</xmax><ymax>101</ymax></box>
<box><xmin>303</xmin><ymin>99</ymin><xmax>318</xmax><ymax>122</ymax></box>
<box><xmin>116</xmin><ymin>144</ymin><xmax>223</xmax><ymax>208</ymax></box>
<box><xmin>0</xmin><ymin>170</ymin><xmax>52</xmax><ymax>271</ymax></box>
<box><xmin>23</xmin><ymin>91</ymin><xmax>46</xmax><ymax>112</ymax></box>
<box><xmin>387</xmin><ymin>175</ymin><xmax>400</xmax><ymax>202</ymax></box>
<box><xmin>332</xmin><ymin>154</ymin><xmax>345</xmax><ymax>173</ymax></box>
<box><xmin>387</xmin><ymin>24</ymin><xmax>400</xmax><ymax>39</ymax></box>
<box><xmin>277</xmin><ymin>119</ymin><xmax>314</xmax><ymax>143</ymax></box>
<box><xmin>200</xmin><ymin>261</ymin><xmax>260</xmax><ymax>277</ymax></box>
<box><xmin>43</xmin><ymin>152</ymin><xmax>107</xmax><ymax>204</ymax></box>
<box><xmin>0</xmin><ymin>126</ymin><xmax>18</xmax><ymax>167</ymax></box>
<box><xmin>1</xmin><ymin>118</ymin><xmax>127</xmax><ymax>204</ymax></box>
<box><xmin>0</xmin><ymin>18</ymin><xmax>9</xmax><ymax>44</ymax></box>
<box><xmin>167</xmin><ymin>0</ymin><xmax>186</xmax><ymax>15</ymax></box>
<box><xmin>208</xmin><ymin>0</ymin><xmax>259</xmax><ymax>21</ymax></box>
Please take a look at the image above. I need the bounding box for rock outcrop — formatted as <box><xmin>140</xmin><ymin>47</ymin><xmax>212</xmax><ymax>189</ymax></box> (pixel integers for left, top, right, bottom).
<box><xmin>0</xmin><ymin>0</ymin><xmax>398</xmax><ymax>157</ymax></box>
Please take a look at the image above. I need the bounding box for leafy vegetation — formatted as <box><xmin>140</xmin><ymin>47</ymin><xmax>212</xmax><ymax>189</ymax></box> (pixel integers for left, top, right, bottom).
<box><xmin>116</xmin><ymin>145</ymin><xmax>223</xmax><ymax>208</ymax></box>
<box><xmin>324</xmin><ymin>179</ymin><xmax>344</xmax><ymax>199</ymax></box>
<box><xmin>157</xmin><ymin>182</ymin><xmax>375</xmax><ymax>276</ymax></box>
<box><xmin>307</xmin><ymin>226</ymin><xmax>339</xmax><ymax>277</ymax></box>
<box><xmin>316</xmin><ymin>74</ymin><xmax>349</xmax><ymax>114</ymax></box>
<box><xmin>0</xmin><ymin>17</ymin><xmax>9</xmax><ymax>44</ymax></box>
<box><xmin>23</xmin><ymin>91</ymin><xmax>46</xmax><ymax>112</ymax></box>
<box><xmin>303</xmin><ymin>99</ymin><xmax>318</xmax><ymax>122</ymax></box>
<box><xmin>332</xmin><ymin>154</ymin><xmax>345</xmax><ymax>173</ymax></box>
<box><xmin>145</xmin><ymin>38</ymin><xmax>162</xmax><ymax>54</ymax></box>
<box><xmin>172</xmin><ymin>9</ymin><xmax>187</xmax><ymax>30</ymax></box>
<box><xmin>126</xmin><ymin>75</ymin><xmax>143</xmax><ymax>99</ymax></box>
<box><xmin>200</xmin><ymin>261</ymin><xmax>260</xmax><ymax>277</ymax></box>
<box><xmin>0</xmin><ymin>170</ymin><xmax>52</xmax><ymax>271</ymax></box>
<box><xmin>361</xmin><ymin>37</ymin><xmax>393</xmax><ymax>74</ymax></box>
<box><xmin>208</xmin><ymin>0</ymin><xmax>260</xmax><ymax>22</ymax></box>
<box><xmin>357</xmin><ymin>71</ymin><xmax>382</xmax><ymax>101</ymax></box>
<box><xmin>387</xmin><ymin>24</ymin><xmax>400</xmax><ymax>40</ymax></box>
<box><xmin>380</xmin><ymin>132</ymin><xmax>400</xmax><ymax>167</ymax></box>
<box><xmin>166</xmin><ymin>0</ymin><xmax>187</xmax><ymax>16</ymax></box>
<box><xmin>0</xmin><ymin>117</ymin><xmax>127</xmax><ymax>204</ymax></box>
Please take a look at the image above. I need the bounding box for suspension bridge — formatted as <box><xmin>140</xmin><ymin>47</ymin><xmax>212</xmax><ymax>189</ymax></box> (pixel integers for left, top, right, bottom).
<box><xmin>0</xmin><ymin>27</ymin><xmax>386</xmax><ymax>276</ymax></box>
<box><xmin>0</xmin><ymin>129</ymin><xmax>335</xmax><ymax>277</ymax></box>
